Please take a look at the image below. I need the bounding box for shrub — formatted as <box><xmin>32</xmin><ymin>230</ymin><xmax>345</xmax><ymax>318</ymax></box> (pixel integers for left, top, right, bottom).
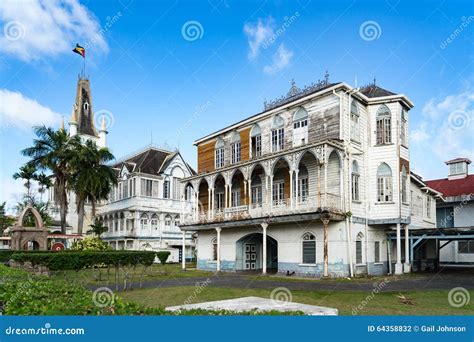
<box><xmin>156</xmin><ymin>251</ymin><xmax>170</xmax><ymax>265</ymax></box>
<box><xmin>72</xmin><ymin>236</ymin><xmax>112</xmax><ymax>251</ymax></box>
<box><xmin>10</xmin><ymin>251</ymin><xmax>156</xmax><ymax>271</ymax></box>
<box><xmin>0</xmin><ymin>250</ymin><xmax>15</xmax><ymax>262</ymax></box>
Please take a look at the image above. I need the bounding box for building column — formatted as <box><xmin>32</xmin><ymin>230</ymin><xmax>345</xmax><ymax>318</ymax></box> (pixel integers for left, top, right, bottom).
<box><xmin>269</xmin><ymin>176</ymin><xmax>273</xmax><ymax>210</ymax></box>
<box><xmin>395</xmin><ymin>223</ymin><xmax>403</xmax><ymax>275</ymax></box>
<box><xmin>295</xmin><ymin>169</ymin><xmax>299</xmax><ymax>209</ymax></box>
<box><xmin>261</xmin><ymin>222</ymin><xmax>268</xmax><ymax>275</ymax></box>
<box><xmin>181</xmin><ymin>231</ymin><xmax>186</xmax><ymax>270</ymax></box>
<box><xmin>248</xmin><ymin>178</ymin><xmax>252</xmax><ymax>207</ymax></box>
<box><xmin>195</xmin><ymin>191</ymin><xmax>199</xmax><ymax>221</ymax></box>
<box><xmin>265</xmin><ymin>175</ymin><xmax>269</xmax><ymax>208</ymax></box>
<box><xmin>216</xmin><ymin>227</ymin><xmax>222</xmax><ymax>272</ymax></box>
<box><xmin>324</xmin><ymin>162</ymin><xmax>328</xmax><ymax>207</ymax></box>
<box><xmin>243</xmin><ymin>180</ymin><xmax>248</xmax><ymax>205</ymax></box>
<box><xmin>207</xmin><ymin>188</ymin><xmax>212</xmax><ymax>220</ymax></box>
<box><xmin>211</xmin><ymin>188</ymin><xmax>215</xmax><ymax>219</ymax></box>
<box><xmin>289</xmin><ymin>170</ymin><xmax>294</xmax><ymax>209</ymax></box>
<box><xmin>404</xmin><ymin>224</ymin><xmax>411</xmax><ymax>273</ymax></box>
<box><xmin>322</xmin><ymin>218</ymin><xmax>330</xmax><ymax>277</ymax></box>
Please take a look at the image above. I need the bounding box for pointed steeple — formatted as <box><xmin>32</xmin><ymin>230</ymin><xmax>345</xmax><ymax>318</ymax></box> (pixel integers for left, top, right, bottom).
<box><xmin>70</xmin><ymin>104</ymin><xmax>78</xmax><ymax>124</ymax></box>
<box><xmin>60</xmin><ymin>116</ymin><xmax>65</xmax><ymax>131</ymax></box>
<box><xmin>72</xmin><ymin>77</ymin><xmax>99</xmax><ymax>138</ymax></box>
<box><xmin>99</xmin><ymin>115</ymin><xmax>107</xmax><ymax>132</ymax></box>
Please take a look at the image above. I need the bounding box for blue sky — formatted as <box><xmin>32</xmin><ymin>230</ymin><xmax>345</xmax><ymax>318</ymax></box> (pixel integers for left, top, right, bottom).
<box><xmin>0</xmin><ymin>0</ymin><xmax>473</xmax><ymax>210</ymax></box>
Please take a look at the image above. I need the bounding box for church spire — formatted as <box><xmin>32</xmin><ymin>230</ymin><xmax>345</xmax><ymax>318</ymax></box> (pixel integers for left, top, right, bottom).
<box><xmin>72</xmin><ymin>77</ymin><xmax>99</xmax><ymax>138</ymax></box>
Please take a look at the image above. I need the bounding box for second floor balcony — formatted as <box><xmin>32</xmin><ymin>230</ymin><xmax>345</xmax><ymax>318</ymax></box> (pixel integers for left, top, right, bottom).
<box><xmin>181</xmin><ymin>143</ymin><xmax>347</xmax><ymax>228</ymax></box>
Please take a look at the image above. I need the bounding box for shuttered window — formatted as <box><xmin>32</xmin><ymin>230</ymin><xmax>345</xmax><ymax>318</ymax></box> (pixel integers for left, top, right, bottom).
<box><xmin>302</xmin><ymin>233</ymin><xmax>316</xmax><ymax>264</ymax></box>
<box><xmin>356</xmin><ymin>240</ymin><xmax>362</xmax><ymax>264</ymax></box>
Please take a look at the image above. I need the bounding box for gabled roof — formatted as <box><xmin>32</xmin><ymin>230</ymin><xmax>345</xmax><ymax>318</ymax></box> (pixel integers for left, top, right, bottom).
<box><xmin>112</xmin><ymin>147</ymin><xmax>173</xmax><ymax>175</ymax></box>
<box><xmin>158</xmin><ymin>151</ymin><xmax>197</xmax><ymax>176</ymax></box>
<box><xmin>359</xmin><ymin>84</ymin><xmax>397</xmax><ymax>98</ymax></box>
<box><xmin>425</xmin><ymin>174</ymin><xmax>474</xmax><ymax>198</ymax></box>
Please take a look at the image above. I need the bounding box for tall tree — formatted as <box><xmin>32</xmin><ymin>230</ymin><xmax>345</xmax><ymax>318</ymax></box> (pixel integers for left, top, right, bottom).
<box><xmin>13</xmin><ymin>163</ymin><xmax>37</xmax><ymax>200</ymax></box>
<box><xmin>0</xmin><ymin>202</ymin><xmax>15</xmax><ymax>235</ymax></box>
<box><xmin>70</xmin><ymin>140</ymin><xmax>116</xmax><ymax>235</ymax></box>
<box><xmin>21</xmin><ymin>126</ymin><xmax>80</xmax><ymax>233</ymax></box>
<box><xmin>35</xmin><ymin>173</ymin><xmax>52</xmax><ymax>203</ymax></box>
<box><xmin>88</xmin><ymin>218</ymin><xmax>108</xmax><ymax>238</ymax></box>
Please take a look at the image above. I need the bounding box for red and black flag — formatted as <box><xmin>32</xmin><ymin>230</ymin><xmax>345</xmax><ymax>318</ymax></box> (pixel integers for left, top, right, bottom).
<box><xmin>72</xmin><ymin>43</ymin><xmax>85</xmax><ymax>58</ymax></box>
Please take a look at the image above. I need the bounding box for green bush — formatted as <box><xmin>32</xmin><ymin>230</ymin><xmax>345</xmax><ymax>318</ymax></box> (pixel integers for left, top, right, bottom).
<box><xmin>0</xmin><ymin>250</ymin><xmax>15</xmax><ymax>262</ymax></box>
<box><xmin>72</xmin><ymin>236</ymin><xmax>112</xmax><ymax>251</ymax></box>
<box><xmin>10</xmin><ymin>251</ymin><xmax>156</xmax><ymax>271</ymax></box>
<box><xmin>156</xmin><ymin>251</ymin><xmax>170</xmax><ymax>265</ymax></box>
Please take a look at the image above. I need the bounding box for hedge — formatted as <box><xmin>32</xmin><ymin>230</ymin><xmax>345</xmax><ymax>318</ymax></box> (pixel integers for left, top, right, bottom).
<box><xmin>10</xmin><ymin>251</ymin><xmax>156</xmax><ymax>271</ymax></box>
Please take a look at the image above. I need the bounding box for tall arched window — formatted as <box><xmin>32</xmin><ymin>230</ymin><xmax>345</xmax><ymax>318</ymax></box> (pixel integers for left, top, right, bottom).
<box><xmin>163</xmin><ymin>177</ymin><xmax>170</xmax><ymax>199</ymax></box>
<box><xmin>271</xmin><ymin>115</ymin><xmax>285</xmax><ymax>152</ymax></box>
<box><xmin>250</xmin><ymin>124</ymin><xmax>262</xmax><ymax>158</ymax></box>
<box><xmin>212</xmin><ymin>237</ymin><xmax>217</xmax><ymax>261</ymax></box>
<box><xmin>376</xmin><ymin>105</ymin><xmax>391</xmax><ymax>145</ymax></box>
<box><xmin>230</xmin><ymin>131</ymin><xmax>241</xmax><ymax>164</ymax></box>
<box><xmin>401</xmin><ymin>166</ymin><xmax>408</xmax><ymax>203</ymax></box>
<box><xmin>356</xmin><ymin>232</ymin><xmax>364</xmax><ymax>264</ymax></box>
<box><xmin>164</xmin><ymin>215</ymin><xmax>172</xmax><ymax>230</ymax></box>
<box><xmin>401</xmin><ymin>109</ymin><xmax>407</xmax><ymax>146</ymax></box>
<box><xmin>302</xmin><ymin>232</ymin><xmax>316</xmax><ymax>264</ymax></box>
<box><xmin>293</xmin><ymin>107</ymin><xmax>309</xmax><ymax>147</ymax></box>
<box><xmin>215</xmin><ymin>138</ymin><xmax>225</xmax><ymax>168</ymax></box>
<box><xmin>351</xmin><ymin>161</ymin><xmax>360</xmax><ymax>201</ymax></box>
<box><xmin>350</xmin><ymin>100</ymin><xmax>360</xmax><ymax>142</ymax></box>
<box><xmin>377</xmin><ymin>163</ymin><xmax>393</xmax><ymax>202</ymax></box>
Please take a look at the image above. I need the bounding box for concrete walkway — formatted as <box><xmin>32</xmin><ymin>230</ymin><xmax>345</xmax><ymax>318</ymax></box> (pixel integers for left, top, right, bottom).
<box><xmin>98</xmin><ymin>267</ymin><xmax>474</xmax><ymax>293</ymax></box>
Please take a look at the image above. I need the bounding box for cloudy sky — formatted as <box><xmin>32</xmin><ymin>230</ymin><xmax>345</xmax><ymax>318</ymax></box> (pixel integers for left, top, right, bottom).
<box><xmin>0</xmin><ymin>0</ymin><xmax>473</xmax><ymax>211</ymax></box>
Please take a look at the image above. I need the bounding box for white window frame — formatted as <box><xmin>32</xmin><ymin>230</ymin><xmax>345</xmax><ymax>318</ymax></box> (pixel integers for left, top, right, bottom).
<box><xmin>376</xmin><ymin>105</ymin><xmax>392</xmax><ymax>145</ymax></box>
<box><xmin>231</xmin><ymin>189</ymin><xmax>240</xmax><ymax>207</ymax></box>
<box><xmin>301</xmin><ymin>232</ymin><xmax>316</xmax><ymax>264</ymax></box>
<box><xmin>271</xmin><ymin>128</ymin><xmax>285</xmax><ymax>152</ymax></box>
<box><xmin>215</xmin><ymin>147</ymin><xmax>224</xmax><ymax>168</ymax></box>
<box><xmin>272</xmin><ymin>181</ymin><xmax>284</xmax><ymax>204</ymax></box>
<box><xmin>231</xmin><ymin>141</ymin><xmax>241</xmax><ymax>164</ymax></box>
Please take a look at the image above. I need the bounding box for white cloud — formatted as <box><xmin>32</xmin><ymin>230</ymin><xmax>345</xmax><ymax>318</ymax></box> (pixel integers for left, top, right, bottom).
<box><xmin>0</xmin><ymin>175</ymin><xmax>24</xmax><ymax>214</ymax></box>
<box><xmin>0</xmin><ymin>0</ymin><xmax>108</xmax><ymax>62</ymax></box>
<box><xmin>410</xmin><ymin>86</ymin><xmax>474</xmax><ymax>178</ymax></box>
<box><xmin>0</xmin><ymin>88</ymin><xmax>61</xmax><ymax>131</ymax></box>
<box><xmin>263</xmin><ymin>43</ymin><xmax>293</xmax><ymax>74</ymax></box>
<box><xmin>243</xmin><ymin>17</ymin><xmax>274</xmax><ymax>60</ymax></box>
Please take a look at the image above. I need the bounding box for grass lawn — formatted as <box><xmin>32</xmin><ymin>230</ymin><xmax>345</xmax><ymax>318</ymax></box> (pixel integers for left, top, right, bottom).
<box><xmin>119</xmin><ymin>286</ymin><xmax>474</xmax><ymax>315</ymax></box>
<box><xmin>50</xmin><ymin>263</ymin><xmax>214</xmax><ymax>285</ymax></box>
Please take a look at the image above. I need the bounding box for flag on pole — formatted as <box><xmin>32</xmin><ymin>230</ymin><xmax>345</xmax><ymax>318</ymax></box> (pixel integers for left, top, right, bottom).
<box><xmin>72</xmin><ymin>44</ymin><xmax>85</xmax><ymax>58</ymax></box>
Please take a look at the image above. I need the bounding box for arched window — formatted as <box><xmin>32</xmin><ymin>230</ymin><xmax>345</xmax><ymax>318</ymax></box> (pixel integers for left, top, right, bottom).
<box><xmin>230</xmin><ymin>131</ymin><xmax>241</xmax><ymax>164</ymax></box>
<box><xmin>215</xmin><ymin>138</ymin><xmax>225</xmax><ymax>168</ymax></box>
<box><xmin>174</xmin><ymin>215</ymin><xmax>180</xmax><ymax>227</ymax></box>
<box><xmin>350</xmin><ymin>100</ymin><xmax>360</xmax><ymax>142</ymax></box>
<box><xmin>271</xmin><ymin>115</ymin><xmax>285</xmax><ymax>152</ymax></box>
<box><xmin>293</xmin><ymin>107</ymin><xmax>309</xmax><ymax>147</ymax></box>
<box><xmin>151</xmin><ymin>214</ymin><xmax>158</xmax><ymax>230</ymax></box>
<box><xmin>351</xmin><ymin>161</ymin><xmax>360</xmax><ymax>201</ymax></box>
<box><xmin>401</xmin><ymin>166</ymin><xmax>408</xmax><ymax>203</ymax></box>
<box><xmin>140</xmin><ymin>213</ymin><xmax>148</xmax><ymax>230</ymax></box>
<box><xmin>212</xmin><ymin>237</ymin><xmax>217</xmax><ymax>261</ymax></box>
<box><xmin>302</xmin><ymin>232</ymin><xmax>316</xmax><ymax>264</ymax></box>
<box><xmin>250</xmin><ymin>124</ymin><xmax>262</xmax><ymax>158</ymax></box>
<box><xmin>376</xmin><ymin>105</ymin><xmax>391</xmax><ymax>145</ymax></box>
<box><xmin>377</xmin><ymin>163</ymin><xmax>393</xmax><ymax>202</ymax></box>
<box><xmin>164</xmin><ymin>215</ymin><xmax>171</xmax><ymax>230</ymax></box>
<box><xmin>356</xmin><ymin>232</ymin><xmax>364</xmax><ymax>264</ymax></box>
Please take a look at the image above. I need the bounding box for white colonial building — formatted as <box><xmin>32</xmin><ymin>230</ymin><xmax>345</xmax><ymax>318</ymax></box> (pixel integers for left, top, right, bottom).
<box><xmin>98</xmin><ymin>146</ymin><xmax>196</xmax><ymax>263</ymax></box>
<box><xmin>48</xmin><ymin>77</ymin><xmax>108</xmax><ymax>235</ymax></box>
<box><xmin>179</xmin><ymin>75</ymin><xmax>440</xmax><ymax>277</ymax></box>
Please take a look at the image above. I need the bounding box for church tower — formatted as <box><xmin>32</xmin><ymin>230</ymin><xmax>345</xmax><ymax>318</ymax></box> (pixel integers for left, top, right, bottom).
<box><xmin>68</xmin><ymin>77</ymin><xmax>107</xmax><ymax>147</ymax></box>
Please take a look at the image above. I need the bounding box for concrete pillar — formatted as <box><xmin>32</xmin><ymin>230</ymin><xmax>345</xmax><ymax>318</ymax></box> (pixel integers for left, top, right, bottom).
<box><xmin>248</xmin><ymin>178</ymin><xmax>252</xmax><ymax>206</ymax></box>
<box><xmin>211</xmin><ymin>188</ymin><xmax>215</xmax><ymax>219</ymax></box>
<box><xmin>295</xmin><ymin>169</ymin><xmax>299</xmax><ymax>208</ymax></box>
<box><xmin>182</xmin><ymin>231</ymin><xmax>186</xmax><ymax>270</ymax></box>
<box><xmin>207</xmin><ymin>188</ymin><xmax>211</xmax><ymax>220</ymax></box>
<box><xmin>216</xmin><ymin>227</ymin><xmax>221</xmax><ymax>272</ymax></box>
<box><xmin>289</xmin><ymin>170</ymin><xmax>294</xmax><ymax>209</ymax></box>
<box><xmin>395</xmin><ymin>223</ymin><xmax>403</xmax><ymax>275</ymax></box>
<box><xmin>404</xmin><ymin>224</ymin><xmax>411</xmax><ymax>273</ymax></box>
<box><xmin>269</xmin><ymin>176</ymin><xmax>273</xmax><ymax>209</ymax></box>
<box><xmin>322</xmin><ymin>218</ymin><xmax>329</xmax><ymax>277</ymax></box>
<box><xmin>261</xmin><ymin>222</ymin><xmax>268</xmax><ymax>275</ymax></box>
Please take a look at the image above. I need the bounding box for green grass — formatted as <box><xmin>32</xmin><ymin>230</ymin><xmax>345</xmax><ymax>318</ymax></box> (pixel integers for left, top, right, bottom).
<box><xmin>50</xmin><ymin>263</ymin><xmax>214</xmax><ymax>286</ymax></box>
<box><xmin>119</xmin><ymin>286</ymin><xmax>474</xmax><ymax>316</ymax></box>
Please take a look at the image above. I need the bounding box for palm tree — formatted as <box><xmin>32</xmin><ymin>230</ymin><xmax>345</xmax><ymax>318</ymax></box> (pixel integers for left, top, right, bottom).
<box><xmin>13</xmin><ymin>163</ymin><xmax>37</xmax><ymax>200</ymax></box>
<box><xmin>88</xmin><ymin>218</ymin><xmax>108</xmax><ymax>237</ymax></box>
<box><xmin>70</xmin><ymin>140</ymin><xmax>116</xmax><ymax>235</ymax></box>
<box><xmin>35</xmin><ymin>172</ymin><xmax>52</xmax><ymax>203</ymax></box>
<box><xmin>21</xmin><ymin>126</ymin><xmax>80</xmax><ymax>233</ymax></box>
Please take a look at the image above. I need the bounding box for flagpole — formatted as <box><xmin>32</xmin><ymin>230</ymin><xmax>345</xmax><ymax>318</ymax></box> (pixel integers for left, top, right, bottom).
<box><xmin>83</xmin><ymin>55</ymin><xmax>85</xmax><ymax>78</ymax></box>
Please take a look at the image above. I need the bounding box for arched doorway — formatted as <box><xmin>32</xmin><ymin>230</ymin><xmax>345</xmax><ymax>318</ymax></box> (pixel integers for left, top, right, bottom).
<box><xmin>22</xmin><ymin>240</ymin><xmax>40</xmax><ymax>250</ymax></box>
<box><xmin>236</xmin><ymin>233</ymin><xmax>278</xmax><ymax>273</ymax></box>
